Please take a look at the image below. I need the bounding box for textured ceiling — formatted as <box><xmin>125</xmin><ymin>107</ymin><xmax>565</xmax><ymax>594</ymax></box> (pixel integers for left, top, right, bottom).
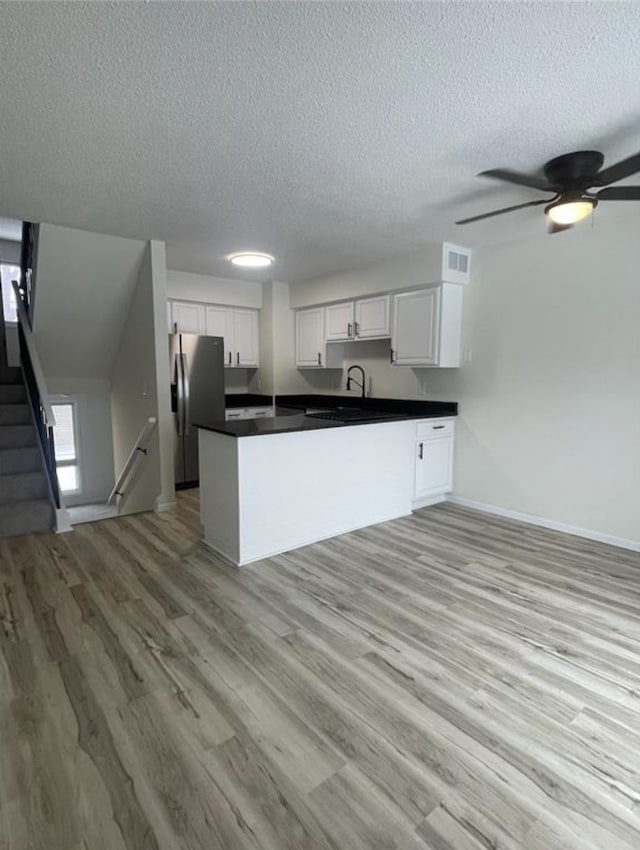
<box><xmin>1</xmin><ymin>2</ymin><xmax>640</xmax><ymax>283</ymax></box>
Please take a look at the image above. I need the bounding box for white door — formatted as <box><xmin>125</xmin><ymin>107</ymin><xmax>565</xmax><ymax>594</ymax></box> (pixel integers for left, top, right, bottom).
<box><xmin>234</xmin><ymin>309</ymin><xmax>260</xmax><ymax>367</ymax></box>
<box><xmin>392</xmin><ymin>288</ymin><xmax>440</xmax><ymax>365</ymax></box>
<box><xmin>171</xmin><ymin>301</ymin><xmax>205</xmax><ymax>335</ymax></box>
<box><xmin>354</xmin><ymin>295</ymin><xmax>390</xmax><ymax>339</ymax></box>
<box><xmin>205</xmin><ymin>306</ymin><xmax>235</xmax><ymax>366</ymax></box>
<box><xmin>296</xmin><ymin>308</ymin><xmax>325</xmax><ymax>367</ymax></box>
<box><xmin>325</xmin><ymin>302</ymin><xmax>354</xmax><ymax>341</ymax></box>
<box><xmin>414</xmin><ymin>437</ymin><xmax>454</xmax><ymax>499</ymax></box>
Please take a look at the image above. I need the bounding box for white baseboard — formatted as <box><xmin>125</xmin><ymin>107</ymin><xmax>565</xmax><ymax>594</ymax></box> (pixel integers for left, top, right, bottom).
<box><xmin>446</xmin><ymin>496</ymin><xmax>640</xmax><ymax>553</ymax></box>
<box><xmin>412</xmin><ymin>495</ymin><xmax>447</xmax><ymax>510</ymax></box>
<box><xmin>155</xmin><ymin>499</ymin><xmax>177</xmax><ymax>513</ymax></box>
<box><xmin>54</xmin><ymin>507</ymin><xmax>74</xmax><ymax>534</ymax></box>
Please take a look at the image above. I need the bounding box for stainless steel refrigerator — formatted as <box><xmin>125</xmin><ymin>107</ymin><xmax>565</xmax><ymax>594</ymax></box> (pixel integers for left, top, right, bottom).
<box><xmin>169</xmin><ymin>333</ymin><xmax>225</xmax><ymax>488</ymax></box>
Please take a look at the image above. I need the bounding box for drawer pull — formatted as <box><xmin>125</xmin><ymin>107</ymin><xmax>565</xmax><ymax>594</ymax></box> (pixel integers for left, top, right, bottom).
<box><xmin>433</xmin><ymin>425</ymin><xmax>445</xmax><ymax>430</ymax></box>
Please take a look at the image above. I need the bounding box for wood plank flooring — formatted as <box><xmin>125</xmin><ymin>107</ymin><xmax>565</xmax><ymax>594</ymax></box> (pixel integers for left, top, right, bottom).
<box><xmin>1</xmin><ymin>490</ymin><xmax>640</xmax><ymax>849</ymax></box>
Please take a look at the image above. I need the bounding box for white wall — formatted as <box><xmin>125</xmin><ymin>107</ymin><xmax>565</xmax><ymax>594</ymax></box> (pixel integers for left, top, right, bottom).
<box><xmin>110</xmin><ymin>243</ymin><xmax>166</xmax><ymax>515</ymax></box>
<box><xmin>33</xmin><ymin>224</ymin><xmax>147</xmax><ymax>379</ymax></box>
<box><xmin>0</xmin><ymin>239</ymin><xmax>20</xmax><ymax>265</ymax></box>
<box><xmin>48</xmin><ymin>378</ymin><xmax>115</xmax><ymax>506</ymax></box>
<box><xmin>423</xmin><ymin>215</ymin><xmax>640</xmax><ymax>545</ymax></box>
<box><xmin>290</xmin><ymin>244</ymin><xmax>443</xmax><ymax>308</ymax></box>
<box><xmin>167</xmin><ymin>270</ymin><xmax>262</xmax><ymax>308</ymax></box>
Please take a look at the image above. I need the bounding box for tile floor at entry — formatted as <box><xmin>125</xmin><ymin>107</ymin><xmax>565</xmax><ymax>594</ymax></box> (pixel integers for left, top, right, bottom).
<box><xmin>1</xmin><ymin>490</ymin><xmax>639</xmax><ymax>849</ymax></box>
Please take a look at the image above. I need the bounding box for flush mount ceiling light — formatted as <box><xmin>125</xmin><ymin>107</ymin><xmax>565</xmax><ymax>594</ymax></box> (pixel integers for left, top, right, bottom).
<box><xmin>227</xmin><ymin>252</ymin><xmax>274</xmax><ymax>268</ymax></box>
<box><xmin>545</xmin><ymin>195</ymin><xmax>597</xmax><ymax>225</ymax></box>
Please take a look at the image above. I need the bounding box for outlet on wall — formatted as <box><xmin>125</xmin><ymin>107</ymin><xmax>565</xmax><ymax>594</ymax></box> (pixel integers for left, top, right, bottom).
<box><xmin>462</xmin><ymin>346</ymin><xmax>473</xmax><ymax>364</ymax></box>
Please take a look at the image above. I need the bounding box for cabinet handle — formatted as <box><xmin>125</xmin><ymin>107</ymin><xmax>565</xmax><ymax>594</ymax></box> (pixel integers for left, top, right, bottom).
<box><xmin>347</xmin><ymin>322</ymin><xmax>352</xmax><ymax>338</ymax></box>
<box><xmin>317</xmin><ymin>352</ymin><xmax>322</xmax><ymax>365</ymax></box>
<box><xmin>433</xmin><ymin>425</ymin><xmax>445</xmax><ymax>430</ymax></box>
<box><xmin>236</xmin><ymin>352</ymin><xmax>240</xmax><ymax>366</ymax></box>
<box><xmin>173</xmin><ymin>322</ymin><xmax>178</xmax><ymax>334</ymax></box>
<box><xmin>228</xmin><ymin>352</ymin><xmax>232</xmax><ymax>365</ymax></box>
<box><xmin>355</xmin><ymin>321</ymin><xmax>360</xmax><ymax>336</ymax></box>
<box><xmin>390</xmin><ymin>348</ymin><xmax>395</xmax><ymax>363</ymax></box>
<box><xmin>418</xmin><ymin>442</ymin><xmax>423</xmax><ymax>459</ymax></box>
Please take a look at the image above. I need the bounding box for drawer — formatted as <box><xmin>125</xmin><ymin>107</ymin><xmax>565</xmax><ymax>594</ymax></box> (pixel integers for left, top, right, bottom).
<box><xmin>246</xmin><ymin>407</ymin><xmax>274</xmax><ymax>419</ymax></box>
<box><xmin>225</xmin><ymin>409</ymin><xmax>246</xmax><ymax>420</ymax></box>
<box><xmin>416</xmin><ymin>418</ymin><xmax>455</xmax><ymax>438</ymax></box>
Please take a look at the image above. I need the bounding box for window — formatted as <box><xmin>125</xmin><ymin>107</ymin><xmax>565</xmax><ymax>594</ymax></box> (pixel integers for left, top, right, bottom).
<box><xmin>0</xmin><ymin>264</ymin><xmax>20</xmax><ymax>323</ymax></box>
<box><xmin>51</xmin><ymin>402</ymin><xmax>81</xmax><ymax>494</ymax></box>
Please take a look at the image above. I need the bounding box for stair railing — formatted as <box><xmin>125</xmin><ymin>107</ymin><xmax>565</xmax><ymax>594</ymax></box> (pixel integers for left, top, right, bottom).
<box><xmin>11</xmin><ymin>279</ymin><xmax>62</xmax><ymax>513</ymax></box>
<box><xmin>108</xmin><ymin>417</ymin><xmax>157</xmax><ymax>506</ymax></box>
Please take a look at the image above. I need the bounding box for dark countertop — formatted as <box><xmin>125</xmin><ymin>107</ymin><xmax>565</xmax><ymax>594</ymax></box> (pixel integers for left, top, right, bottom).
<box><xmin>225</xmin><ymin>393</ymin><xmax>273</xmax><ymax>408</ymax></box>
<box><xmin>275</xmin><ymin>394</ymin><xmax>457</xmax><ymax>417</ymax></box>
<box><xmin>196</xmin><ymin>396</ymin><xmax>457</xmax><ymax>438</ymax></box>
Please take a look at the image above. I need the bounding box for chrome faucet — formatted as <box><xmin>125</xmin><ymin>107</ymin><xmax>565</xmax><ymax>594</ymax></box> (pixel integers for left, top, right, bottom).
<box><xmin>346</xmin><ymin>364</ymin><xmax>366</xmax><ymax>398</ymax></box>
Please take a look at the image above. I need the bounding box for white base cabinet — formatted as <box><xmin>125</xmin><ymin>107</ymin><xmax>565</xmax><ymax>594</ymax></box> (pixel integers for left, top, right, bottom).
<box><xmin>225</xmin><ymin>406</ymin><xmax>274</xmax><ymax>421</ymax></box>
<box><xmin>413</xmin><ymin>418</ymin><xmax>455</xmax><ymax>505</ymax></box>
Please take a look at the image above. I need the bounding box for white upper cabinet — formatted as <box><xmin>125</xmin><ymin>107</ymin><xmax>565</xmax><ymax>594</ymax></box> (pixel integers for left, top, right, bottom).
<box><xmin>324</xmin><ymin>294</ymin><xmax>390</xmax><ymax>342</ymax></box>
<box><xmin>170</xmin><ymin>301</ymin><xmax>205</xmax><ymax>335</ymax></box>
<box><xmin>205</xmin><ymin>306</ymin><xmax>235</xmax><ymax>366</ymax></box>
<box><xmin>191</xmin><ymin>303</ymin><xmax>260</xmax><ymax>368</ymax></box>
<box><xmin>392</xmin><ymin>288</ymin><xmax>439</xmax><ymax>366</ymax></box>
<box><xmin>391</xmin><ymin>284</ymin><xmax>462</xmax><ymax>367</ymax></box>
<box><xmin>354</xmin><ymin>294</ymin><xmax>390</xmax><ymax>339</ymax></box>
<box><xmin>234</xmin><ymin>309</ymin><xmax>260</xmax><ymax>367</ymax></box>
<box><xmin>325</xmin><ymin>302</ymin><xmax>355</xmax><ymax>341</ymax></box>
<box><xmin>296</xmin><ymin>307</ymin><xmax>325</xmax><ymax>367</ymax></box>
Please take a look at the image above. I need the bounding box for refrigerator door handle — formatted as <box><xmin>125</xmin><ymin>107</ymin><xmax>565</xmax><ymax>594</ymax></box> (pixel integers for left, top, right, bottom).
<box><xmin>175</xmin><ymin>353</ymin><xmax>185</xmax><ymax>436</ymax></box>
<box><xmin>180</xmin><ymin>352</ymin><xmax>191</xmax><ymax>435</ymax></box>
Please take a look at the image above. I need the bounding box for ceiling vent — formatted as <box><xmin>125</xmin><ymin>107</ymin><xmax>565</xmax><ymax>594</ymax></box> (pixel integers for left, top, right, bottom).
<box><xmin>442</xmin><ymin>243</ymin><xmax>471</xmax><ymax>284</ymax></box>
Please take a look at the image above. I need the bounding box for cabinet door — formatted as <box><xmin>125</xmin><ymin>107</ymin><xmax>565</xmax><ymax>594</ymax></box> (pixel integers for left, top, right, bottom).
<box><xmin>234</xmin><ymin>309</ymin><xmax>260</xmax><ymax>367</ymax></box>
<box><xmin>296</xmin><ymin>308</ymin><xmax>325</xmax><ymax>367</ymax></box>
<box><xmin>414</xmin><ymin>437</ymin><xmax>453</xmax><ymax>500</ymax></box>
<box><xmin>205</xmin><ymin>306</ymin><xmax>235</xmax><ymax>366</ymax></box>
<box><xmin>354</xmin><ymin>295</ymin><xmax>390</xmax><ymax>339</ymax></box>
<box><xmin>392</xmin><ymin>288</ymin><xmax>440</xmax><ymax>366</ymax></box>
<box><xmin>171</xmin><ymin>301</ymin><xmax>205</xmax><ymax>335</ymax></box>
<box><xmin>325</xmin><ymin>302</ymin><xmax>354</xmax><ymax>341</ymax></box>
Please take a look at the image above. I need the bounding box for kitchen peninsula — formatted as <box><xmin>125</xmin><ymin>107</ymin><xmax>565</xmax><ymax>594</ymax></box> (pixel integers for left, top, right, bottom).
<box><xmin>196</xmin><ymin>398</ymin><xmax>457</xmax><ymax>566</ymax></box>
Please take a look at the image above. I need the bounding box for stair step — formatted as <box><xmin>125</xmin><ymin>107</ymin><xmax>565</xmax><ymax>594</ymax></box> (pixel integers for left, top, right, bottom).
<box><xmin>0</xmin><ymin>404</ymin><xmax>31</xmax><ymax>426</ymax></box>
<box><xmin>0</xmin><ymin>447</ymin><xmax>42</xmax><ymax>474</ymax></box>
<box><xmin>0</xmin><ymin>499</ymin><xmax>54</xmax><ymax>538</ymax></box>
<box><xmin>0</xmin><ymin>385</ymin><xmax>27</xmax><ymax>405</ymax></box>
<box><xmin>0</xmin><ymin>471</ymin><xmax>48</xmax><ymax>505</ymax></box>
<box><xmin>0</xmin><ymin>424</ymin><xmax>37</xmax><ymax>449</ymax></box>
<box><xmin>0</xmin><ymin>368</ymin><xmax>22</xmax><ymax>385</ymax></box>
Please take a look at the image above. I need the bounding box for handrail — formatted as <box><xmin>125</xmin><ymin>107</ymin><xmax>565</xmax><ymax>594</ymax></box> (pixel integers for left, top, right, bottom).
<box><xmin>12</xmin><ymin>280</ymin><xmax>55</xmax><ymax>425</ymax></box>
<box><xmin>108</xmin><ymin>417</ymin><xmax>157</xmax><ymax>505</ymax></box>
<box><xmin>11</xmin><ymin>278</ymin><xmax>62</xmax><ymax>511</ymax></box>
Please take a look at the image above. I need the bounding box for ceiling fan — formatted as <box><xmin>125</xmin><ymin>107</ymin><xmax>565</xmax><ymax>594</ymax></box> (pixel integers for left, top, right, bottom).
<box><xmin>456</xmin><ymin>149</ymin><xmax>640</xmax><ymax>233</ymax></box>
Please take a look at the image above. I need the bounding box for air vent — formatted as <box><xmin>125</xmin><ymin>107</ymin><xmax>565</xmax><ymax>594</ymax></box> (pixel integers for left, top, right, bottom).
<box><xmin>442</xmin><ymin>243</ymin><xmax>471</xmax><ymax>284</ymax></box>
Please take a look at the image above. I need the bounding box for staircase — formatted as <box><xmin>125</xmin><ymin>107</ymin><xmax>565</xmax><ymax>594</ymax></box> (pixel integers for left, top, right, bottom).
<box><xmin>0</xmin><ymin>366</ymin><xmax>54</xmax><ymax>537</ymax></box>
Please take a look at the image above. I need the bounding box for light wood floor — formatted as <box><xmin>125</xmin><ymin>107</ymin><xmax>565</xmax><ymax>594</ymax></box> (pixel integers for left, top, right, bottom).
<box><xmin>2</xmin><ymin>491</ymin><xmax>640</xmax><ymax>849</ymax></box>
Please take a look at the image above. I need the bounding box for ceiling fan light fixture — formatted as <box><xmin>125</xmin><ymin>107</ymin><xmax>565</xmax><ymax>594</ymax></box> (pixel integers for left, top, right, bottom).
<box><xmin>545</xmin><ymin>196</ymin><xmax>597</xmax><ymax>226</ymax></box>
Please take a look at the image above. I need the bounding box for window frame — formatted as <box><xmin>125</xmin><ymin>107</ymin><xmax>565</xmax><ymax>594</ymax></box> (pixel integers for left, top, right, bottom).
<box><xmin>0</xmin><ymin>262</ymin><xmax>20</xmax><ymax>325</ymax></box>
<box><xmin>50</xmin><ymin>400</ymin><xmax>82</xmax><ymax>496</ymax></box>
